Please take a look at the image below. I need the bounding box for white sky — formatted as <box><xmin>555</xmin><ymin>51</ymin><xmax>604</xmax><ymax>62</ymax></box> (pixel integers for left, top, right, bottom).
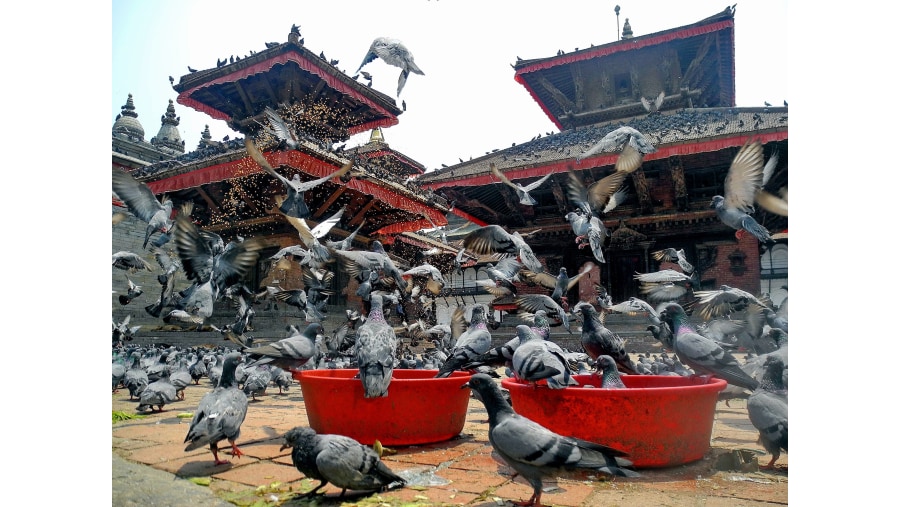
<box><xmin>112</xmin><ymin>0</ymin><xmax>789</xmax><ymax>172</ymax></box>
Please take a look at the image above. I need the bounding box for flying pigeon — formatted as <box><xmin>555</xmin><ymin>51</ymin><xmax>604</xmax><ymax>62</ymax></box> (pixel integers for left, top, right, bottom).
<box><xmin>117</xmin><ymin>277</ymin><xmax>144</xmax><ymax>305</ymax></box>
<box><xmin>567</xmin><ymin>144</ymin><xmax>641</xmax><ymax>216</ymax></box>
<box><xmin>576</xmin><ymin>126</ymin><xmax>656</xmax><ymax>162</ymax></box>
<box><xmin>490</xmin><ymin>163</ymin><xmax>553</xmax><ymax>205</ymax></box>
<box><xmin>651</xmin><ymin>248</ymin><xmax>694</xmax><ymax>274</ymax></box>
<box><xmin>333</xmin><ymin>240</ymin><xmax>408</xmax><ymax>294</ymax></box>
<box><xmin>279</xmin><ymin>426</ymin><xmax>406</xmax><ymax>498</ymax></box>
<box><xmin>710</xmin><ymin>140</ymin><xmax>773</xmax><ymax>243</ymax></box>
<box><xmin>245</xmin><ymin>138</ymin><xmax>352</xmax><ymax>219</ymax></box>
<box><xmin>462</xmin><ymin>225</ymin><xmax>542</xmax><ymax>273</ymax></box>
<box><xmin>112</xmin><ymin>167</ymin><xmax>176</xmax><ymax>249</ymax></box>
<box><xmin>515</xmin><ymin>294</ymin><xmax>572</xmax><ymax>333</ymax></box>
<box><xmin>282</xmin><ymin>205</ymin><xmax>346</xmax><ymax>268</ymax></box>
<box><xmin>510</xmin><ymin>324</ymin><xmax>578</xmax><ymax>389</ymax></box>
<box><xmin>462</xmin><ymin>373</ymin><xmax>639</xmax><ymax>507</ymax></box>
<box><xmin>658</xmin><ymin>303</ymin><xmax>759</xmax><ymax>391</ymax></box>
<box><xmin>235</xmin><ymin>323</ymin><xmax>322</xmax><ymax>372</ymax></box>
<box><xmin>355</xmin><ymin>37</ymin><xmax>424</xmax><ymax>96</ymax></box>
<box><xmin>519</xmin><ymin>265</ymin><xmax>591</xmax><ymax>306</ymax></box>
<box><xmin>564</xmin><ymin>210</ymin><xmax>608</xmax><ymax>263</ymax></box>
<box><xmin>112</xmin><ymin>251</ymin><xmax>153</xmax><ymax>272</ymax></box>
<box><xmin>640</xmin><ymin>90</ymin><xmax>666</xmax><ymax>113</ymax></box>
<box><xmin>356</xmin><ymin>292</ymin><xmax>398</xmax><ymax>398</ymax></box>
<box><xmin>747</xmin><ymin>355</ymin><xmax>788</xmax><ymax>469</ymax></box>
<box><xmin>183</xmin><ymin>352</ymin><xmax>249</xmax><ymax>466</ymax></box>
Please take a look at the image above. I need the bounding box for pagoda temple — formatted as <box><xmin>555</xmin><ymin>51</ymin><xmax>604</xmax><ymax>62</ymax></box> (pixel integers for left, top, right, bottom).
<box><xmin>417</xmin><ymin>6</ymin><xmax>788</xmax><ymax>310</ymax></box>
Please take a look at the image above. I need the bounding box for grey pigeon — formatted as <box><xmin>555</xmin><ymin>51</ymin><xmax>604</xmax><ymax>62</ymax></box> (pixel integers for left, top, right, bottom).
<box><xmin>658</xmin><ymin>303</ymin><xmax>759</xmax><ymax>391</ymax></box>
<box><xmin>651</xmin><ymin>248</ymin><xmax>694</xmax><ymax>274</ymax></box>
<box><xmin>462</xmin><ymin>373</ymin><xmax>639</xmax><ymax>507</ymax></box>
<box><xmin>356</xmin><ymin>292</ymin><xmax>398</xmax><ymax>398</ymax></box>
<box><xmin>576</xmin><ymin>126</ymin><xmax>656</xmax><ymax>161</ymax></box>
<box><xmin>122</xmin><ymin>353</ymin><xmax>148</xmax><ymax>400</ymax></box>
<box><xmin>112</xmin><ymin>167</ymin><xmax>175</xmax><ymax>249</ymax></box>
<box><xmin>596</xmin><ymin>355</ymin><xmax>627</xmax><ymax>388</ymax></box>
<box><xmin>710</xmin><ymin>140</ymin><xmax>773</xmax><ymax>243</ymax></box>
<box><xmin>572</xmin><ymin>301</ymin><xmax>638</xmax><ymax>375</ymax></box>
<box><xmin>515</xmin><ymin>294</ymin><xmax>572</xmax><ymax>333</ymax></box>
<box><xmin>242</xmin><ymin>364</ymin><xmax>273</xmax><ymax>401</ymax></box>
<box><xmin>747</xmin><ymin>356</ymin><xmax>788</xmax><ymax>469</ymax></box>
<box><xmin>280</xmin><ymin>426</ymin><xmax>406</xmax><ymax>498</ymax></box>
<box><xmin>566</xmin><ymin>143</ymin><xmax>640</xmax><ymax>216</ymax></box>
<box><xmin>112</xmin><ymin>251</ymin><xmax>153</xmax><ymax>272</ymax></box>
<box><xmin>118</xmin><ymin>277</ymin><xmax>144</xmax><ymax>305</ymax></box>
<box><xmin>520</xmin><ymin>265</ymin><xmax>590</xmax><ymax>306</ymax></box>
<box><xmin>564</xmin><ymin>210</ymin><xmax>607</xmax><ymax>263</ymax></box>
<box><xmin>511</xmin><ymin>324</ymin><xmax>577</xmax><ymax>389</ymax></box>
<box><xmin>355</xmin><ymin>37</ymin><xmax>424</xmax><ymax>96</ymax></box>
<box><xmin>334</xmin><ymin>240</ymin><xmax>408</xmax><ymax>294</ymax></box>
<box><xmin>436</xmin><ymin>305</ymin><xmax>492</xmax><ymax>378</ymax></box>
<box><xmin>463</xmin><ymin>225</ymin><xmax>543</xmax><ymax>273</ymax></box>
<box><xmin>245</xmin><ymin>137</ymin><xmax>352</xmax><ymax>219</ymax></box>
<box><xmin>490</xmin><ymin>163</ymin><xmax>553</xmax><ymax>205</ymax></box>
<box><xmin>184</xmin><ymin>352</ymin><xmax>249</xmax><ymax>465</ymax></box>
<box><xmin>236</xmin><ymin>323</ymin><xmax>322</xmax><ymax>373</ymax></box>
<box><xmin>137</xmin><ymin>369</ymin><xmax>178</xmax><ymax>412</ymax></box>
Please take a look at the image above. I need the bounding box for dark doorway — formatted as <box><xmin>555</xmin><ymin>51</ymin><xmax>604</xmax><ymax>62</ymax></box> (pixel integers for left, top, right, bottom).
<box><xmin>607</xmin><ymin>252</ymin><xmax>643</xmax><ymax>303</ymax></box>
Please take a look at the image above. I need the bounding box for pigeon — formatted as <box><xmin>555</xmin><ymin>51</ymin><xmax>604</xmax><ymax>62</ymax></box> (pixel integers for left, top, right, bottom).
<box><xmin>122</xmin><ymin>353</ymin><xmax>149</xmax><ymax>400</ymax></box>
<box><xmin>355</xmin><ymin>37</ymin><xmax>424</xmax><ymax>96</ymax></box>
<box><xmin>436</xmin><ymin>305</ymin><xmax>492</xmax><ymax>378</ymax></box>
<box><xmin>112</xmin><ymin>315</ymin><xmax>141</xmax><ymax>346</ymax></box>
<box><xmin>282</xmin><ymin>205</ymin><xmax>346</xmax><ymax>268</ymax></box>
<box><xmin>137</xmin><ymin>369</ymin><xmax>178</xmax><ymax>412</ymax></box>
<box><xmin>280</xmin><ymin>426</ymin><xmax>406</xmax><ymax>498</ymax></box>
<box><xmin>462</xmin><ymin>374</ymin><xmax>639</xmax><ymax>507</ymax></box>
<box><xmin>511</xmin><ymin>325</ymin><xmax>578</xmax><ymax>389</ymax></box>
<box><xmin>236</xmin><ymin>323</ymin><xmax>322</xmax><ymax>372</ymax></box>
<box><xmin>596</xmin><ymin>355</ymin><xmax>627</xmax><ymax>388</ymax></box>
<box><xmin>572</xmin><ymin>301</ymin><xmax>638</xmax><ymax>375</ymax></box>
<box><xmin>259</xmin><ymin>106</ymin><xmax>304</xmax><ymax>151</ymax></box>
<box><xmin>242</xmin><ymin>364</ymin><xmax>273</xmax><ymax>401</ymax></box>
<box><xmin>651</xmin><ymin>248</ymin><xmax>694</xmax><ymax>274</ymax></box>
<box><xmin>112</xmin><ymin>167</ymin><xmax>175</xmax><ymax>249</ymax></box>
<box><xmin>118</xmin><ymin>277</ymin><xmax>144</xmax><ymax>305</ymax></box>
<box><xmin>634</xmin><ymin>269</ymin><xmax>699</xmax><ymax>303</ymax></box>
<box><xmin>490</xmin><ymin>163</ymin><xmax>553</xmax><ymax>205</ymax></box>
<box><xmin>576</xmin><ymin>126</ymin><xmax>656</xmax><ymax>162</ymax></box>
<box><xmin>333</xmin><ymin>240</ymin><xmax>408</xmax><ymax>294</ymax></box>
<box><xmin>640</xmin><ymin>90</ymin><xmax>666</xmax><ymax>113</ymax></box>
<box><xmin>567</xmin><ymin>144</ymin><xmax>641</xmax><ymax>216</ymax></box>
<box><xmin>355</xmin><ymin>292</ymin><xmax>398</xmax><ymax>398</ymax></box>
<box><xmin>245</xmin><ymin>138</ymin><xmax>352</xmax><ymax>219</ymax></box>
<box><xmin>463</xmin><ymin>225</ymin><xmax>542</xmax><ymax>273</ymax></box>
<box><xmin>112</xmin><ymin>251</ymin><xmax>153</xmax><ymax>272</ymax></box>
<box><xmin>746</xmin><ymin>356</ymin><xmax>788</xmax><ymax>469</ymax></box>
<box><xmin>519</xmin><ymin>265</ymin><xmax>591</xmax><ymax>306</ymax></box>
<box><xmin>658</xmin><ymin>303</ymin><xmax>759</xmax><ymax>391</ymax></box>
<box><xmin>184</xmin><ymin>352</ymin><xmax>249</xmax><ymax>466</ymax></box>
<box><xmin>710</xmin><ymin>140</ymin><xmax>773</xmax><ymax>243</ymax></box>
<box><xmin>692</xmin><ymin>285</ymin><xmax>766</xmax><ymax>320</ymax></box>
<box><xmin>144</xmin><ymin>246</ymin><xmax>181</xmax><ymax>317</ymax></box>
<box><xmin>515</xmin><ymin>294</ymin><xmax>572</xmax><ymax>333</ymax></box>
<box><xmin>173</xmin><ymin>214</ymin><xmax>265</xmax><ymax>295</ymax></box>
<box><xmin>564</xmin><ymin>210</ymin><xmax>607</xmax><ymax>263</ymax></box>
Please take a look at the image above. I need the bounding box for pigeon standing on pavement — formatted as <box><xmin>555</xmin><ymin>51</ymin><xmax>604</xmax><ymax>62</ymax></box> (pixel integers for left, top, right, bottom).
<box><xmin>710</xmin><ymin>140</ymin><xmax>773</xmax><ymax>243</ymax></box>
<box><xmin>747</xmin><ymin>356</ymin><xmax>788</xmax><ymax>469</ymax></box>
<box><xmin>280</xmin><ymin>426</ymin><xmax>406</xmax><ymax>498</ymax></box>
<box><xmin>136</xmin><ymin>368</ymin><xmax>178</xmax><ymax>412</ymax></box>
<box><xmin>184</xmin><ymin>352</ymin><xmax>249</xmax><ymax>466</ymax></box>
<box><xmin>658</xmin><ymin>303</ymin><xmax>759</xmax><ymax>391</ymax></box>
<box><xmin>356</xmin><ymin>292</ymin><xmax>398</xmax><ymax>398</ymax></box>
<box><xmin>462</xmin><ymin>373</ymin><xmax>639</xmax><ymax>507</ymax></box>
<box><xmin>355</xmin><ymin>37</ymin><xmax>424</xmax><ymax>96</ymax></box>
<box><xmin>234</xmin><ymin>323</ymin><xmax>322</xmax><ymax>373</ymax></box>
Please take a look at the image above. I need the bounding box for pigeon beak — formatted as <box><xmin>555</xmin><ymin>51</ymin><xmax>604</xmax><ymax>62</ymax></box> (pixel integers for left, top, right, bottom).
<box><xmin>279</xmin><ymin>443</ymin><xmax>290</xmax><ymax>452</ymax></box>
<box><xmin>460</xmin><ymin>381</ymin><xmax>470</xmax><ymax>390</ymax></box>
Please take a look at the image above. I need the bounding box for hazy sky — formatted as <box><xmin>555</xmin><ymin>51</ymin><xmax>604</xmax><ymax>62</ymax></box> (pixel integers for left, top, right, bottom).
<box><xmin>112</xmin><ymin>0</ymin><xmax>788</xmax><ymax>172</ymax></box>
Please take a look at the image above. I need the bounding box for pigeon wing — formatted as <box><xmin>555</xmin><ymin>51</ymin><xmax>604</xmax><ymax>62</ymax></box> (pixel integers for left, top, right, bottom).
<box><xmin>723</xmin><ymin>141</ymin><xmax>764</xmax><ymax>212</ymax></box>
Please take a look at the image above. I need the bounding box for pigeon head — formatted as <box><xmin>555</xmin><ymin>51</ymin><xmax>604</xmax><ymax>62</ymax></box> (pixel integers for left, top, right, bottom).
<box><xmin>710</xmin><ymin>195</ymin><xmax>725</xmax><ymax>209</ymax></box>
<box><xmin>280</xmin><ymin>426</ymin><xmax>317</xmax><ymax>451</ymax></box>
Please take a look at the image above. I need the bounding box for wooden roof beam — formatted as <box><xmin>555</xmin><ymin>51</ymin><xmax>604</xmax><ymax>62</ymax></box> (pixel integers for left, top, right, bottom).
<box><xmin>348</xmin><ymin>199</ymin><xmax>376</xmax><ymax>226</ymax></box>
<box><xmin>195</xmin><ymin>187</ymin><xmax>222</xmax><ymax>217</ymax></box>
<box><xmin>312</xmin><ymin>186</ymin><xmax>347</xmax><ymax>219</ymax></box>
<box><xmin>535</xmin><ymin>75</ymin><xmax>575</xmax><ymax>112</ymax></box>
<box><xmin>232</xmin><ymin>80</ymin><xmax>256</xmax><ymax>117</ymax></box>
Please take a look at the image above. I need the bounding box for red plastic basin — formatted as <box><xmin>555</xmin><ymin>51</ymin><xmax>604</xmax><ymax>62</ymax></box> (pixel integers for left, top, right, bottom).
<box><xmin>295</xmin><ymin>369</ymin><xmax>472</xmax><ymax>446</ymax></box>
<box><xmin>502</xmin><ymin>374</ymin><xmax>727</xmax><ymax>468</ymax></box>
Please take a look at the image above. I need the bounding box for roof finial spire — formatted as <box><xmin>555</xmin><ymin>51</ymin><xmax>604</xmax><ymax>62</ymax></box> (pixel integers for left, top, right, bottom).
<box><xmin>622</xmin><ymin>18</ymin><xmax>633</xmax><ymax>39</ymax></box>
<box><xmin>615</xmin><ymin>5</ymin><xmax>621</xmax><ymax>40</ymax></box>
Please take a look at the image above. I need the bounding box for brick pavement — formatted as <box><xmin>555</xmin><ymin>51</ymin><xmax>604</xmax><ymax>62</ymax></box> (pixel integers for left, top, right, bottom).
<box><xmin>112</xmin><ymin>366</ymin><xmax>787</xmax><ymax>506</ymax></box>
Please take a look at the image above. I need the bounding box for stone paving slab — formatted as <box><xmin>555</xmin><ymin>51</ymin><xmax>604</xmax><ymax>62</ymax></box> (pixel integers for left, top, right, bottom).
<box><xmin>112</xmin><ymin>365</ymin><xmax>787</xmax><ymax>506</ymax></box>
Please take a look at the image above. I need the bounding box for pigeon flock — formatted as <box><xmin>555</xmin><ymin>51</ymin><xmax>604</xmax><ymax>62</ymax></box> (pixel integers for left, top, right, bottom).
<box><xmin>114</xmin><ymin>113</ymin><xmax>787</xmax><ymax>504</ymax></box>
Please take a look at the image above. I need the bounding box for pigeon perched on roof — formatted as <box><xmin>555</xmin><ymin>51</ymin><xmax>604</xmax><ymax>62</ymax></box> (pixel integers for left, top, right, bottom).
<box><xmin>463</xmin><ymin>225</ymin><xmax>542</xmax><ymax>273</ymax></box>
<box><xmin>245</xmin><ymin>138</ymin><xmax>352</xmax><ymax>219</ymax></box>
<box><xmin>112</xmin><ymin>167</ymin><xmax>175</xmax><ymax>249</ymax></box>
<box><xmin>184</xmin><ymin>352</ymin><xmax>249</xmax><ymax>466</ymax></box>
<box><xmin>280</xmin><ymin>426</ymin><xmax>406</xmax><ymax>498</ymax></box>
<box><xmin>355</xmin><ymin>37</ymin><xmax>424</xmax><ymax>96</ymax></box>
<box><xmin>711</xmin><ymin>140</ymin><xmax>774</xmax><ymax>243</ymax></box>
<box><xmin>572</xmin><ymin>301</ymin><xmax>638</xmax><ymax>375</ymax></box>
<box><xmin>356</xmin><ymin>292</ymin><xmax>398</xmax><ymax>398</ymax></box>
<box><xmin>658</xmin><ymin>303</ymin><xmax>759</xmax><ymax>391</ymax></box>
<box><xmin>576</xmin><ymin>126</ymin><xmax>656</xmax><ymax>161</ymax></box>
<box><xmin>747</xmin><ymin>356</ymin><xmax>788</xmax><ymax>469</ymax></box>
<box><xmin>490</xmin><ymin>163</ymin><xmax>554</xmax><ymax>205</ymax></box>
<box><xmin>436</xmin><ymin>305</ymin><xmax>493</xmax><ymax>378</ymax></box>
<box><xmin>462</xmin><ymin>373</ymin><xmax>639</xmax><ymax>507</ymax></box>
<box><xmin>511</xmin><ymin>324</ymin><xmax>578</xmax><ymax>389</ymax></box>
